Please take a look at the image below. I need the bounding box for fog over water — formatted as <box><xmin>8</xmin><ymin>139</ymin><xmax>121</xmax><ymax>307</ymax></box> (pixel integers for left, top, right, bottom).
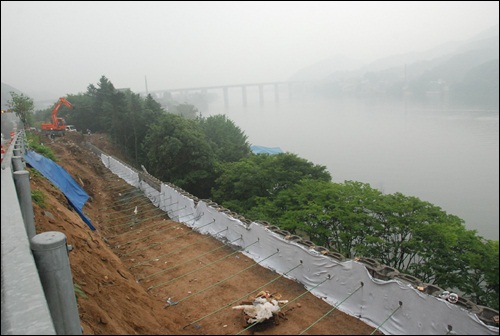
<box><xmin>201</xmin><ymin>89</ymin><xmax>499</xmax><ymax>240</ymax></box>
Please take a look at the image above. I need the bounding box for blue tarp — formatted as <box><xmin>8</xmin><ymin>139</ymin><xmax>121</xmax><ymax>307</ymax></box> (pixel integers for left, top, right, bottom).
<box><xmin>24</xmin><ymin>150</ymin><xmax>95</xmax><ymax>230</ymax></box>
<box><xmin>250</xmin><ymin>145</ymin><xmax>283</xmax><ymax>155</ymax></box>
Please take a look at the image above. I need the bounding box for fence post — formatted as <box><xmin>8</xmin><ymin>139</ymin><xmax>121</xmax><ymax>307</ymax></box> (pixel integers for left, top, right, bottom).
<box><xmin>13</xmin><ymin>146</ymin><xmax>22</xmax><ymax>157</ymax></box>
<box><xmin>31</xmin><ymin>231</ymin><xmax>82</xmax><ymax>335</ymax></box>
<box><xmin>13</xmin><ymin>170</ymin><xmax>36</xmax><ymax>239</ymax></box>
<box><xmin>18</xmin><ymin>130</ymin><xmax>26</xmax><ymax>154</ymax></box>
<box><xmin>12</xmin><ymin>155</ymin><xmax>24</xmax><ymax>172</ymax></box>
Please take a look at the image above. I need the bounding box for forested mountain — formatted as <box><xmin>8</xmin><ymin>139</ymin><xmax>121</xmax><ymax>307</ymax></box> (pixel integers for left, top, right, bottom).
<box><xmin>292</xmin><ymin>24</ymin><xmax>499</xmax><ymax>108</ymax></box>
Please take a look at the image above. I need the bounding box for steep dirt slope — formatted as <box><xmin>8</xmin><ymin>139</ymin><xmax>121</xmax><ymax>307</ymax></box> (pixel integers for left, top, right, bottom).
<box><xmin>28</xmin><ymin>131</ymin><xmax>381</xmax><ymax>335</ymax></box>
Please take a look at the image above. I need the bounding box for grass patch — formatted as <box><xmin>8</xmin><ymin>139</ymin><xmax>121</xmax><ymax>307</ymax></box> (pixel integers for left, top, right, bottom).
<box><xmin>74</xmin><ymin>282</ymin><xmax>87</xmax><ymax>299</ymax></box>
<box><xmin>28</xmin><ymin>168</ymin><xmax>43</xmax><ymax>178</ymax></box>
<box><xmin>26</xmin><ymin>132</ymin><xmax>57</xmax><ymax>161</ymax></box>
<box><xmin>31</xmin><ymin>190</ymin><xmax>46</xmax><ymax>208</ymax></box>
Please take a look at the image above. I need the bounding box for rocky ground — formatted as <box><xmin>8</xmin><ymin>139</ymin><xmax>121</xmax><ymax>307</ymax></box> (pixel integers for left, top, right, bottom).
<box><xmin>28</xmin><ymin>131</ymin><xmax>382</xmax><ymax>335</ymax></box>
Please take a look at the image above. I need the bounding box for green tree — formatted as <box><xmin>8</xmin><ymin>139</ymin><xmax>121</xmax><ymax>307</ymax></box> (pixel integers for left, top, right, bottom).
<box><xmin>60</xmin><ymin>94</ymin><xmax>94</xmax><ymax>132</ymax></box>
<box><xmin>107</xmin><ymin>90</ymin><xmax>165</xmax><ymax>166</ymax></box>
<box><xmin>409</xmin><ymin>223</ymin><xmax>498</xmax><ymax>309</ymax></box>
<box><xmin>62</xmin><ymin>78</ymin><xmax>166</xmax><ymax>167</ymax></box>
<box><xmin>85</xmin><ymin>75</ymin><xmax>121</xmax><ymax>134</ymax></box>
<box><xmin>249</xmin><ymin>180</ymin><xmax>382</xmax><ymax>256</ymax></box>
<box><xmin>198</xmin><ymin>114</ymin><xmax>251</xmax><ymax>163</ymax></box>
<box><xmin>142</xmin><ymin>113</ymin><xmax>216</xmax><ymax>198</ymax></box>
<box><xmin>136</xmin><ymin>94</ymin><xmax>166</xmax><ymax>163</ymax></box>
<box><xmin>211</xmin><ymin>153</ymin><xmax>331</xmax><ymax>215</ymax></box>
<box><xmin>358</xmin><ymin>192</ymin><xmax>453</xmax><ymax>270</ymax></box>
<box><xmin>476</xmin><ymin>239</ymin><xmax>499</xmax><ymax>309</ymax></box>
<box><xmin>112</xmin><ymin>89</ymin><xmax>143</xmax><ymax>163</ymax></box>
<box><xmin>451</xmin><ymin>233</ymin><xmax>499</xmax><ymax>310</ymax></box>
<box><xmin>172</xmin><ymin>103</ymin><xmax>199</xmax><ymax>119</ymax></box>
<box><xmin>7</xmin><ymin>92</ymin><xmax>34</xmax><ymax>127</ymax></box>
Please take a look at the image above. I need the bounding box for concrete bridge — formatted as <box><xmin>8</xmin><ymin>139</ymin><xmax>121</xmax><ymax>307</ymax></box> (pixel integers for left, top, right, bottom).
<box><xmin>143</xmin><ymin>80</ymin><xmax>310</xmax><ymax>108</ymax></box>
<box><xmin>32</xmin><ymin>81</ymin><xmax>314</xmax><ymax>110</ymax></box>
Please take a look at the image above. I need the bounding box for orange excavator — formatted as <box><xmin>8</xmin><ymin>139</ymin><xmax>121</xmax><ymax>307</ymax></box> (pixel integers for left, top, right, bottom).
<box><xmin>41</xmin><ymin>97</ymin><xmax>74</xmax><ymax>137</ymax></box>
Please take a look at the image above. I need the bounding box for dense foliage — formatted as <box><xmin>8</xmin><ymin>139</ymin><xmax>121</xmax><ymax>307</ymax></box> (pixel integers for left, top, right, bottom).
<box><xmin>198</xmin><ymin>114</ymin><xmax>251</xmax><ymax>163</ymax></box>
<box><xmin>25</xmin><ymin>131</ymin><xmax>57</xmax><ymax>161</ymax></box>
<box><xmin>246</xmin><ymin>179</ymin><xmax>498</xmax><ymax>308</ymax></box>
<box><xmin>212</xmin><ymin>153</ymin><xmax>331</xmax><ymax>214</ymax></box>
<box><xmin>142</xmin><ymin>113</ymin><xmax>216</xmax><ymax>198</ymax></box>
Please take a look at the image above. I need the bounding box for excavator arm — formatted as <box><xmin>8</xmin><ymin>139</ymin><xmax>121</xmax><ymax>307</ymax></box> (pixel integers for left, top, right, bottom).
<box><xmin>41</xmin><ymin>97</ymin><xmax>74</xmax><ymax>136</ymax></box>
<box><xmin>51</xmin><ymin>97</ymin><xmax>74</xmax><ymax>126</ymax></box>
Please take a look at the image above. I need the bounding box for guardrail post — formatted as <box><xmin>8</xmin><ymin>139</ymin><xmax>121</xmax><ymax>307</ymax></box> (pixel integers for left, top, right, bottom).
<box><xmin>31</xmin><ymin>231</ymin><xmax>82</xmax><ymax>335</ymax></box>
<box><xmin>13</xmin><ymin>170</ymin><xmax>36</xmax><ymax>239</ymax></box>
<box><xmin>19</xmin><ymin>131</ymin><xmax>26</xmax><ymax>153</ymax></box>
<box><xmin>12</xmin><ymin>155</ymin><xmax>24</xmax><ymax>171</ymax></box>
<box><xmin>13</xmin><ymin>146</ymin><xmax>22</xmax><ymax>157</ymax></box>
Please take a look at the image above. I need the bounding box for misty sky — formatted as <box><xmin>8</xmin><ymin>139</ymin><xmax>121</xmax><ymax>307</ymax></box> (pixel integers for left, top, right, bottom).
<box><xmin>1</xmin><ymin>1</ymin><xmax>498</xmax><ymax>99</ymax></box>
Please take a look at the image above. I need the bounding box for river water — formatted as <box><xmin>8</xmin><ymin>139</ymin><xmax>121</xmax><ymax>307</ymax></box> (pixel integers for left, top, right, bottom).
<box><xmin>202</xmin><ymin>88</ymin><xmax>499</xmax><ymax>240</ymax></box>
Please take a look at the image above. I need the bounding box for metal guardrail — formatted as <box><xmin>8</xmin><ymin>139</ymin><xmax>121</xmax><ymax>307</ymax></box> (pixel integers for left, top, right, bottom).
<box><xmin>1</xmin><ymin>131</ymin><xmax>81</xmax><ymax>335</ymax></box>
<box><xmin>1</xmin><ymin>131</ymin><xmax>55</xmax><ymax>334</ymax></box>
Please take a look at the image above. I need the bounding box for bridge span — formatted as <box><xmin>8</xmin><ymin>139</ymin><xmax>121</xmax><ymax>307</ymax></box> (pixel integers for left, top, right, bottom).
<box><xmin>142</xmin><ymin>80</ymin><xmax>311</xmax><ymax>108</ymax></box>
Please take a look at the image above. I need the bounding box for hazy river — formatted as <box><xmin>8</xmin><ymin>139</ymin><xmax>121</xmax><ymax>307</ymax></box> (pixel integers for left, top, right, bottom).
<box><xmin>202</xmin><ymin>89</ymin><xmax>499</xmax><ymax>240</ymax></box>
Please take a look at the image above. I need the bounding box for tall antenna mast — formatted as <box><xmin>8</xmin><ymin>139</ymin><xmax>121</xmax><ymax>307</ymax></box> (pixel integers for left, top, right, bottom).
<box><xmin>145</xmin><ymin>75</ymin><xmax>149</xmax><ymax>95</ymax></box>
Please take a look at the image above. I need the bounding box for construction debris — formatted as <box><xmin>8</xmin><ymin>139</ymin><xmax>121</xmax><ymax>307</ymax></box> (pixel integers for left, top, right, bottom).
<box><xmin>232</xmin><ymin>291</ymin><xmax>288</xmax><ymax>324</ymax></box>
<box><xmin>164</xmin><ymin>297</ymin><xmax>178</xmax><ymax>308</ymax></box>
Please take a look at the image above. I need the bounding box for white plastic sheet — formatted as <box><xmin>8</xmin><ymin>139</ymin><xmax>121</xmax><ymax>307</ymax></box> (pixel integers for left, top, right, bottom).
<box><xmin>101</xmin><ymin>155</ymin><xmax>499</xmax><ymax>335</ymax></box>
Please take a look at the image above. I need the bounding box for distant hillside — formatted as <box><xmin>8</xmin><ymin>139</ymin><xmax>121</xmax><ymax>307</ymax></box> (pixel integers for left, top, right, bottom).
<box><xmin>1</xmin><ymin>82</ymin><xmax>23</xmax><ymax>110</ymax></box>
<box><xmin>291</xmin><ymin>24</ymin><xmax>499</xmax><ymax>82</ymax></box>
<box><xmin>291</xmin><ymin>24</ymin><xmax>499</xmax><ymax>108</ymax></box>
<box><xmin>451</xmin><ymin>59</ymin><xmax>499</xmax><ymax>108</ymax></box>
<box><xmin>359</xmin><ymin>24</ymin><xmax>499</xmax><ymax>74</ymax></box>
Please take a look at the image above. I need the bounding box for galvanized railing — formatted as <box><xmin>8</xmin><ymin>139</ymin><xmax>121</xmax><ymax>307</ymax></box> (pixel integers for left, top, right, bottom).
<box><xmin>1</xmin><ymin>130</ymin><xmax>81</xmax><ymax>335</ymax></box>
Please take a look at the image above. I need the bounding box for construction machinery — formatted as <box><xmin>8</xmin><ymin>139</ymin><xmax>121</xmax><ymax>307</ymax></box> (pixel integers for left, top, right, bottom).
<box><xmin>41</xmin><ymin>97</ymin><xmax>74</xmax><ymax>137</ymax></box>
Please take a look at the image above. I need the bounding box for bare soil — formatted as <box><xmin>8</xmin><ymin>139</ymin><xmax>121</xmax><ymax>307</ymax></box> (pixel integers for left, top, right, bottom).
<box><xmin>29</xmin><ymin>131</ymin><xmax>382</xmax><ymax>335</ymax></box>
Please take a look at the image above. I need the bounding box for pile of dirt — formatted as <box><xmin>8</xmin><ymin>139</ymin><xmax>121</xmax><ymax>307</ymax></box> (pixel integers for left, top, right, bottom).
<box><xmin>28</xmin><ymin>131</ymin><xmax>382</xmax><ymax>335</ymax></box>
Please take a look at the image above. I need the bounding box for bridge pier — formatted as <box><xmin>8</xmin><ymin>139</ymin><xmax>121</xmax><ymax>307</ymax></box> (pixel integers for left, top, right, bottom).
<box><xmin>148</xmin><ymin>80</ymin><xmax>307</xmax><ymax>109</ymax></box>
